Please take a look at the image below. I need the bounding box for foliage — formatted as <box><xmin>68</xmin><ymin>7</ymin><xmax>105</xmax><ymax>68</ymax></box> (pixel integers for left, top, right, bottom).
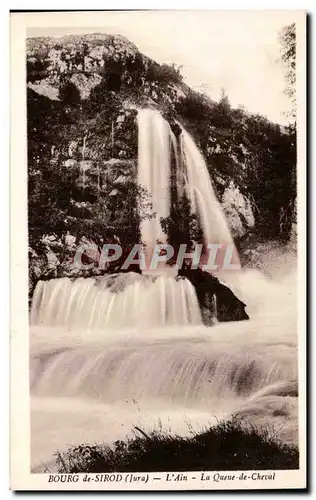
<box><xmin>146</xmin><ymin>61</ymin><xmax>183</xmax><ymax>86</ymax></box>
<box><xmin>28</xmin><ymin>87</ymin><xmax>145</xmax><ymax>284</ymax></box>
<box><xmin>175</xmin><ymin>91</ymin><xmax>212</xmax><ymax>122</ymax></box>
<box><xmin>279</xmin><ymin>23</ymin><xmax>296</xmax><ymax>121</ymax></box>
<box><xmin>160</xmin><ymin>194</ymin><xmax>203</xmax><ymax>255</ymax></box>
<box><xmin>55</xmin><ymin>419</ymin><xmax>299</xmax><ymax>473</ymax></box>
<box><xmin>58</xmin><ymin>80</ymin><xmax>81</xmax><ymax>104</ymax></box>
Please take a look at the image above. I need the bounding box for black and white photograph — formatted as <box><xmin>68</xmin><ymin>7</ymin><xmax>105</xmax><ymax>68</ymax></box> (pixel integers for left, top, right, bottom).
<box><xmin>10</xmin><ymin>9</ymin><xmax>306</xmax><ymax>491</ymax></box>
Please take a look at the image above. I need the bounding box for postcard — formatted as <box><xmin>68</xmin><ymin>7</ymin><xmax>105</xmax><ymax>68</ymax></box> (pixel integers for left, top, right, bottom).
<box><xmin>10</xmin><ymin>9</ymin><xmax>307</xmax><ymax>491</ymax></box>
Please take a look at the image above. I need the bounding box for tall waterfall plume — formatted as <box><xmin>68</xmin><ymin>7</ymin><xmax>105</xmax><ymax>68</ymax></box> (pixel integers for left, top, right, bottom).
<box><xmin>137</xmin><ymin>109</ymin><xmax>173</xmax><ymax>248</ymax></box>
<box><xmin>137</xmin><ymin>108</ymin><xmax>239</xmax><ymax>267</ymax></box>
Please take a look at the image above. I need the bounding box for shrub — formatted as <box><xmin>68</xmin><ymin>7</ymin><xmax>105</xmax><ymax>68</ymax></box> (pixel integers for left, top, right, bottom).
<box><xmin>58</xmin><ymin>80</ymin><xmax>81</xmax><ymax>105</ymax></box>
<box><xmin>55</xmin><ymin>419</ymin><xmax>299</xmax><ymax>473</ymax></box>
<box><xmin>146</xmin><ymin>61</ymin><xmax>183</xmax><ymax>86</ymax></box>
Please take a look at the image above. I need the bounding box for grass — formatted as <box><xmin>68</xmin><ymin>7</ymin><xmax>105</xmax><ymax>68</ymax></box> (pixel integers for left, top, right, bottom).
<box><xmin>55</xmin><ymin>419</ymin><xmax>299</xmax><ymax>473</ymax></box>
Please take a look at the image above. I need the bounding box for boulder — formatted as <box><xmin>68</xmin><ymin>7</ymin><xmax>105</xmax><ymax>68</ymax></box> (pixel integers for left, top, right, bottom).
<box><xmin>177</xmin><ymin>266</ymin><xmax>249</xmax><ymax>324</ymax></box>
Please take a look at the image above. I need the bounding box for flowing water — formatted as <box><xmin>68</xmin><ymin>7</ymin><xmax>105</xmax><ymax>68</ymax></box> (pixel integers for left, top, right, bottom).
<box><xmin>31</xmin><ymin>274</ymin><xmax>202</xmax><ymax>329</ymax></box>
<box><xmin>30</xmin><ymin>265</ymin><xmax>298</xmax><ymax>472</ymax></box>
<box><xmin>30</xmin><ymin>109</ymin><xmax>297</xmax><ymax>472</ymax></box>
<box><xmin>137</xmin><ymin>109</ymin><xmax>239</xmax><ymax>266</ymax></box>
<box><xmin>137</xmin><ymin>109</ymin><xmax>172</xmax><ymax>248</ymax></box>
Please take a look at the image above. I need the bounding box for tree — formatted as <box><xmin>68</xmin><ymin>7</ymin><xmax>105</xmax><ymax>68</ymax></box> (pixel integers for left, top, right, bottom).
<box><xmin>160</xmin><ymin>194</ymin><xmax>203</xmax><ymax>263</ymax></box>
<box><xmin>279</xmin><ymin>23</ymin><xmax>297</xmax><ymax>240</ymax></box>
<box><xmin>219</xmin><ymin>88</ymin><xmax>230</xmax><ymax>109</ymax></box>
<box><xmin>279</xmin><ymin>23</ymin><xmax>296</xmax><ymax>122</ymax></box>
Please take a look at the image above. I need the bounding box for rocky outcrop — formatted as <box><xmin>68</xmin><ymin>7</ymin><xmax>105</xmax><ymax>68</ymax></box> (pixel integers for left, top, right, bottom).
<box><xmin>177</xmin><ymin>267</ymin><xmax>249</xmax><ymax>324</ymax></box>
<box><xmin>222</xmin><ymin>181</ymin><xmax>255</xmax><ymax>238</ymax></box>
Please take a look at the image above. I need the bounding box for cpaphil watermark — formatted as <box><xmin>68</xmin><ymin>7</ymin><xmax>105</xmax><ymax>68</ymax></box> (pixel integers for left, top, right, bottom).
<box><xmin>73</xmin><ymin>242</ymin><xmax>240</xmax><ymax>271</ymax></box>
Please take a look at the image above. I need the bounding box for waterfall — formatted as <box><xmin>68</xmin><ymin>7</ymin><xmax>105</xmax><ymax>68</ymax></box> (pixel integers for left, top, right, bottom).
<box><xmin>30</xmin><ymin>274</ymin><xmax>202</xmax><ymax>329</ymax></box>
<box><xmin>137</xmin><ymin>109</ymin><xmax>173</xmax><ymax>248</ymax></box>
<box><xmin>30</xmin><ymin>109</ymin><xmax>242</xmax><ymax>331</ymax></box>
<box><xmin>137</xmin><ymin>109</ymin><xmax>239</xmax><ymax>267</ymax></box>
<box><xmin>31</xmin><ymin>324</ymin><xmax>297</xmax><ymax>404</ymax></box>
<box><xmin>179</xmin><ymin>127</ymin><xmax>236</xmax><ymax>249</ymax></box>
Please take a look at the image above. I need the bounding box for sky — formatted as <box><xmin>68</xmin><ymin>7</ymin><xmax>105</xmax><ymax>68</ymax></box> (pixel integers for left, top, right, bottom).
<box><xmin>28</xmin><ymin>10</ymin><xmax>302</xmax><ymax>125</ymax></box>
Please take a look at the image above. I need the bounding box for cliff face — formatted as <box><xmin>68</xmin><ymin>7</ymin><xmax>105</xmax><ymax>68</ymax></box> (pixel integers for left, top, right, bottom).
<box><xmin>27</xmin><ymin>33</ymin><xmax>296</xmax><ymax>290</ymax></box>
